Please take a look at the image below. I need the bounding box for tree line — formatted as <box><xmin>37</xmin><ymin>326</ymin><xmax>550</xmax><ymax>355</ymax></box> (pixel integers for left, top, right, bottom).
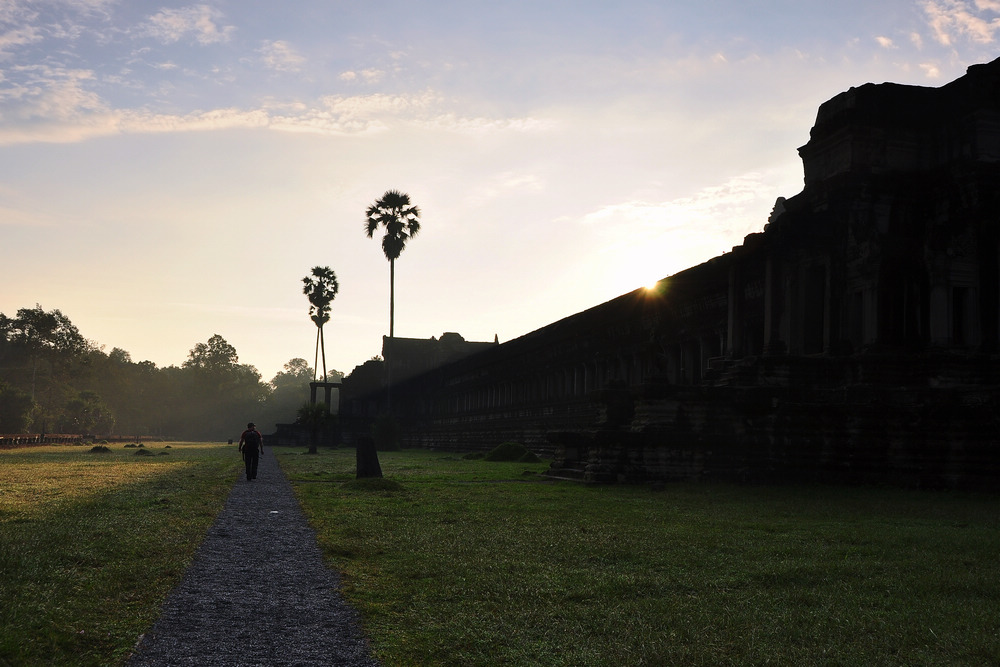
<box><xmin>0</xmin><ymin>304</ymin><xmax>326</xmax><ymax>441</ymax></box>
<box><xmin>1</xmin><ymin>189</ymin><xmax>421</xmax><ymax>447</ymax></box>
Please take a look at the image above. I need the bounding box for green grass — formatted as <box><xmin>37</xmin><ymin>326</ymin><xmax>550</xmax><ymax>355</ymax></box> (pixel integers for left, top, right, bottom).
<box><xmin>0</xmin><ymin>443</ymin><xmax>240</xmax><ymax>667</ymax></box>
<box><xmin>278</xmin><ymin>448</ymin><xmax>1000</xmax><ymax>666</ymax></box>
<box><xmin>4</xmin><ymin>443</ymin><xmax>998</xmax><ymax>666</ymax></box>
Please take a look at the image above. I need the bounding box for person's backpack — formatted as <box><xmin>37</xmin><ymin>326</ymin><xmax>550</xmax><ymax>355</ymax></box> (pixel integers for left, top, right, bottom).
<box><xmin>243</xmin><ymin>429</ymin><xmax>261</xmax><ymax>452</ymax></box>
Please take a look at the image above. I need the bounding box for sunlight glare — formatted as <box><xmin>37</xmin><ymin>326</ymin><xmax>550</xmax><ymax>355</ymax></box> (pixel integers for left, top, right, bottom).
<box><xmin>644</xmin><ymin>279</ymin><xmax>665</xmax><ymax>295</ymax></box>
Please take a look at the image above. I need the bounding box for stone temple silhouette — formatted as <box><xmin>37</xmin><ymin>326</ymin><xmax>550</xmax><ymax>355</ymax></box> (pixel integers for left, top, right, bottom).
<box><xmin>332</xmin><ymin>58</ymin><xmax>1000</xmax><ymax>489</ymax></box>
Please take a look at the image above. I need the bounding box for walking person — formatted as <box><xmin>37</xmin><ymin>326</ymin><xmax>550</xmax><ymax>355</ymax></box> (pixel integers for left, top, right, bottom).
<box><xmin>238</xmin><ymin>422</ymin><xmax>263</xmax><ymax>481</ymax></box>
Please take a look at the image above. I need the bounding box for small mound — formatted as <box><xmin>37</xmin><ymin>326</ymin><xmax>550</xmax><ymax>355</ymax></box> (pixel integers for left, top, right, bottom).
<box><xmin>484</xmin><ymin>441</ymin><xmax>537</xmax><ymax>462</ymax></box>
<box><xmin>89</xmin><ymin>445</ymin><xmax>111</xmax><ymax>453</ymax></box>
<box><xmin>134</xmin><ymin>448</ymin><xmax>155</xmax><ymax>456</ymax></box>
<box><xmin>342</xmin><ymin>477</ymin><xmax>404</xmax><ymax>493</ymax></box>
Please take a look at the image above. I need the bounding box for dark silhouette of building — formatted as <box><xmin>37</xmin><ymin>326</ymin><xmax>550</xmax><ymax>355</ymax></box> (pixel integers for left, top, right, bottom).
<box><xmin>341</xmin><ymin>58</ymin><xmax>1000</xmax><ymax>488</ymax></box>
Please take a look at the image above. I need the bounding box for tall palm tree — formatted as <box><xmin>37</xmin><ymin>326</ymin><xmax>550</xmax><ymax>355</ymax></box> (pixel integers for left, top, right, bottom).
<box><xmin>364</xmin><ymin>190</ymin><xmax>421</xmax><ymax>339</ymax></box>
<box><xmin>301</xmin><ymin>266</ymin><xmax>339</xmax><ymax>382</ymax></box>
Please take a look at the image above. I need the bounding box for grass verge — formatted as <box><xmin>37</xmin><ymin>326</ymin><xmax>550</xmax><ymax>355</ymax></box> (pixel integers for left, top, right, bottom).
<box><xmin>278</xmin><ymin>447</ymin><xmax>1000</xmax><ymax>666</ymax></box>
<box><xmin>0</xmin><ymin>442</ymin><xmax>241</xmax><ymax>667</ymax></box>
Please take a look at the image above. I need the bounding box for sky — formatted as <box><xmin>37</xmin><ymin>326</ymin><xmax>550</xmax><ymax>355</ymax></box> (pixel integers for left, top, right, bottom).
<box><xmin>1</xmin><ymin>0</ymin><xmax>999</xmax><ymax>383</ymax></box>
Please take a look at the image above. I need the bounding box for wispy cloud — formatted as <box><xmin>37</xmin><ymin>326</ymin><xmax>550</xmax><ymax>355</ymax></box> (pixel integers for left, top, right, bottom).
<box><xmin>0</xmin><ymin>25</ymin><xmax>43</xmax><ymax>55</ymax></box>
<box><xmin>119</xmin><ymin>107</ymin><xmax>270</xmax><ymax>133</ymax></box>
<box><xmin>142</xmin><ymin>4</ymin><xmax>235</xmax><ymax>45</ymax></box>
<box><xmin>339</xmin><ymin>68</ymin><xmax>385</xmax><ymax>83</ymax></box>
<box><xmin>920</xmin><ymin>61</ymin><xmax>943</xmax><ymax>77</ymax></box>
<box><xmin>0</xmin><ymin>64</ymin><xmax>106</xmax><ymax>120</ymax></box>
<box><xmin>258</xmin><ymin>40</ymin><xmax>305</xmax><ymax>72</ymax></box>
<box><xmin>922</xmin><ymin>0</ymin><xmax>1000</xmax><ymax>45</ymax></box>
<box><xmin>319</xmin><ymin>91</ymin><xmax>439</xmax><ymax>120</ymax></box>
<box><xmin>0</xmin><ymin>78</ymin><xmax>545</xmax><ymax>144</ymax></box>
<box><xmin>582</xmin><ymin>173</ymin><xmax>775</xmax><ymax>241</ymax></box>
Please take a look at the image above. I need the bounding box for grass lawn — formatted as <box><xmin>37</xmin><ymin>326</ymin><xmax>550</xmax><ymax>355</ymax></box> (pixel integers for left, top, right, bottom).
<box><xmin>278</xmin><ymin>447</ymin><xmax>1000</xmax><ymax>667</ymax></box>
<box><xmin>0</xmin><ymin>442</ymin><xmax>240</xmax><ymax>667</ymax></box>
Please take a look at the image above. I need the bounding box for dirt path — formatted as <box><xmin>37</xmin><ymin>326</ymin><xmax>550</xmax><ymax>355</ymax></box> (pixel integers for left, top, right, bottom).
<box><xmin>127</xmin><ymin>449</ymin><xmax>378</xmax><ymax>667</ymax></box>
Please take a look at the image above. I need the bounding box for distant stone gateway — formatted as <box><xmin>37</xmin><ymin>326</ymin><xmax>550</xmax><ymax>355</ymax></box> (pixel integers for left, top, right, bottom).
<box><xmin>338</xmin><ymin>58</ymin><xmax>1000</xmax><ymax>489</ymax></box>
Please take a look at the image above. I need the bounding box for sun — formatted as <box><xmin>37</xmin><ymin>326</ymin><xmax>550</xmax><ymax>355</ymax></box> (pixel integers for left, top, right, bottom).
<box><xmin>643</xmin><ymin>279</ymin><xmax>664</xmax><ymax>295</ymax></box>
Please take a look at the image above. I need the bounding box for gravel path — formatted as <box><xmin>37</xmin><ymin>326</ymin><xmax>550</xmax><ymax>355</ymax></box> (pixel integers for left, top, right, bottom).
<box><xmin>127</xmin><ymin>450</ymin><xmax>379</xmax><ymax>667</ymax></box>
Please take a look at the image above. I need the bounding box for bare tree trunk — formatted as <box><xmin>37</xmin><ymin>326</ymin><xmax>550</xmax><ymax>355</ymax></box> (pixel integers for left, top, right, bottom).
<box><xmin>313</xmin><ymin>328</ymin><xmax>321</xmax><ymax>382</ymax></box>
<box><xmin>389</xmin><ymin>258</ymin><xmax>395</xmax><ymax>338</ymax></box>
<box><xmin>319</xmin><ymin>326</ymin><xmax>328</xmax><ymax>382</ymax></box>
<box><xmin>387</xmin><ymin>258</ymin><xmax>394</xmax><ymax>413</ymax></box>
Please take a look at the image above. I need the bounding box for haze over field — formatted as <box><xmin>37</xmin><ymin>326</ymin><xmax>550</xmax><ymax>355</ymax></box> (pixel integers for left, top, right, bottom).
<box><xmin>2</xmin><ymin>0</ymin><xmax>999</xmax><ymax>380</ymax></box>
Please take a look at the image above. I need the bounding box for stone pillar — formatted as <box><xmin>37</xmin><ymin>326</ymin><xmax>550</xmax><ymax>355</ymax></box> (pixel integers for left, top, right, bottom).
<box><xmin>309</xmin><ymin>381</ymin><xmax>342</xmax><ymax>413</ymax></box>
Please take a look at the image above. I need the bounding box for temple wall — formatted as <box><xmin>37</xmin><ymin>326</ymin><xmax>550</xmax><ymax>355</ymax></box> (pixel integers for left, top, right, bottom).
<box><xmin>338</xmin><ymin>59</ymin><xmax>1000</xmax><ymax>489</ymax></box>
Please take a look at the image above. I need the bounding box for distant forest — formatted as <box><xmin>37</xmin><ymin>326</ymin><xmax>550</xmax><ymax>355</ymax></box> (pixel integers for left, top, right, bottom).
<box><xmin>0</xmin><ymin>305</ymin><xmax>334</xmax><ymax>440</ymax></box>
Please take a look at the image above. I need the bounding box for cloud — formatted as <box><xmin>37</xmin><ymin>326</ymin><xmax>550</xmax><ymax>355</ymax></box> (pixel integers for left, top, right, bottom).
<box><xmin>582</xmin><ymin>173</ymin><xmax>774</xmax><ymax>239</ymax></box>
<box><xmin>920</xmin><ymin>61</ymin><xmax>943</xmax><ymax>77</ymax></box>
<box><xmin>0</xmin><ymin>1</ymin><xmax>37</xmax><ymax>26</ymax></box>
<box><xmin>258</xmin><ymin>40</ymin><xmax>305</xmax><ymax>72</ymax></box>
<box><xmin>413</xmin><ymin>113</ymin><xmax>552</xmax><ymax>134</ymax></box>
<box><xmin>0</xmin><ymin>78</ymin><xmax>545</xmax><ymax>144</ymax></box>
<box><xmin>142</xmin><ymin>4</ymin><xmax>235</xmax><ymax>45</ymax></box>
<box><xmin>60</xmin><ymin>0</ymin><xmax>118</xmax><ymax>11</ymax></box>
<box><xmin>0</xmin><ymin>65</ymin><xmax>106</xmax><ymax>120</ymax></box>
<box><xmin>922</xmin><ymin>0</ymin><xmax>1000</xmax><ymax>45</ymax></box>
<box><xmin>338</xmin><ymin>68</ymin><xmax>385</xmax><ymax>83</ymax></box>
<box><xmin>264</xmin><ymin>91</ymin><xmax>442</xmax><ymax>135</ymax></box>
<box><xmin>876</xmin><ymin>36</ymin><xmax>895</xmax><ymax>48</ymax></box>
<box><xmin>320</xmin><ymin>91</ymin><xmax>439</xmax><ymax>119</ymax></box>
<box><xmin>464</xmin><ymin>171</ymin><xmax>546</xmax><ymax>207</ymax></box>
<box><xmin>0</xmin><ymin>25</ymin><xmax>43</xmax><ymax>55</ymax></box>
<box><xmin>118</xmin><ymin>108</ymin><xmax>270</xmax><ymax>133</ymax></box>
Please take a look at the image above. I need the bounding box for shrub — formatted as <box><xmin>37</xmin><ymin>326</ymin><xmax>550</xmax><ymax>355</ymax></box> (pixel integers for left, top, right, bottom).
<box><xmin>89</xmin><ymin>445</ymin><xmax>111</xmax><ymax>453</ymax></box>
<box><xmin>484</xmin><ymin>442</ymin><xmax>536</xmax><ymax>462</ymax></box>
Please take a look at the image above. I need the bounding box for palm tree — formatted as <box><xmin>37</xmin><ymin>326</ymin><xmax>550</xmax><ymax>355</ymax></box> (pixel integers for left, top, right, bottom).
<box><xmin>301</xmin><ymin>266</ymin><xmax>339</xmax><ymax>382</ymax></box>
<box><xmin>364</xmin><ymin>190</ymin><xmax>421</xmax><ymax>339</ymax></box>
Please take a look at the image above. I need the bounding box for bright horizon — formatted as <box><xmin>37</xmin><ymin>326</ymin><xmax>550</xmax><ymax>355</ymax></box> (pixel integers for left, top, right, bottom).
<box><xmin>2</xmin><ymin>1</ymin><xmax>998</xmax><ymax>382</ymax></box>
